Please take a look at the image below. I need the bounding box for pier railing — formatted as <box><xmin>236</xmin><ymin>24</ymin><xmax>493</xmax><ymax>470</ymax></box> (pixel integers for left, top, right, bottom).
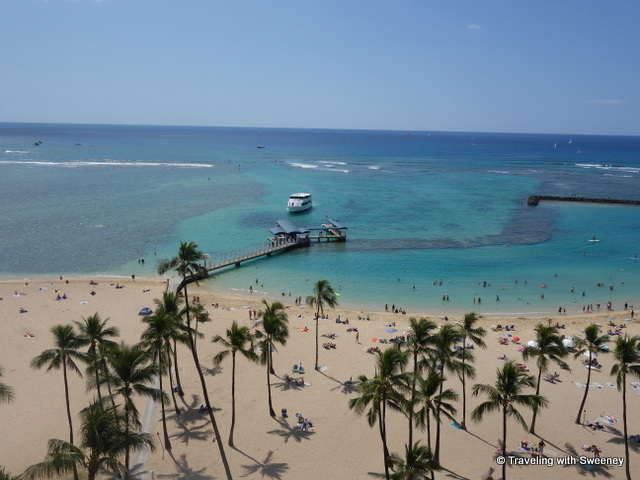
<box><xmin>205</xmin><ymin>236</ymin><xmax>301</xmax><ymax>272</ymax></box>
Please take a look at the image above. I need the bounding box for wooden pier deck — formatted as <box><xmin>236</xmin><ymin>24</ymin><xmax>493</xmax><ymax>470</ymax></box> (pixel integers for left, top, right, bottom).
<box><xmin>206</xmin><ymin>237</ymin><xmax>303</xmax><ymax>272</ymax></box>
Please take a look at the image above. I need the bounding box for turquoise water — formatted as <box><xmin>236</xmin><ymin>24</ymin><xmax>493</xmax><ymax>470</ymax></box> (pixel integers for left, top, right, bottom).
<box><xmin>1</xmin><ymin>123</ymin><xmax>639</xmax><ymax>315</ymax></box>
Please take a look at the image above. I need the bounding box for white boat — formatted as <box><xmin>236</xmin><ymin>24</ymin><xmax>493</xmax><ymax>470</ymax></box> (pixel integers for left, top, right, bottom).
<box><xmin>287</xmin><ymin>193</ymin><xmax>313</xmax><ymax>213</ymax></box>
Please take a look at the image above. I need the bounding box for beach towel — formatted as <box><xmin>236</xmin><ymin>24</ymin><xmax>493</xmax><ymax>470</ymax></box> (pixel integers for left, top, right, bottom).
<box><xmin>574</xmin><ymin>382</ymin><xmax>587</xmax><ymax>388</ymax></box>
<box><xmin>592</xmin><ymin>382</ymin><xmax>603</xmax><ymax>388</ymax></box>
<box><xmin>450</xmin><ymin>422</ymin><xmax>461</xmax><ymax>429</ymax></box>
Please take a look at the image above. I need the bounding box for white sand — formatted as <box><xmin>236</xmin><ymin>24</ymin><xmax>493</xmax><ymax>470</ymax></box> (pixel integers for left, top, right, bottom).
<box><xmin>1</xmin><ymin>277</ymin><xmax>638</xmax><ymax>479</ymax></box>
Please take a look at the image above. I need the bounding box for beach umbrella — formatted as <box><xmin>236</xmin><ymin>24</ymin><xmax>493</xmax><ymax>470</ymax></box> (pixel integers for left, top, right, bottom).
<box><xmin>512</xmin><ymin>336</ymin><xmax>520</xmax><ymax>342</ymax></box>
<box><xmin>562</xmin><ymin>338</ymin><xmax>575</xmax><ymax>348</ymax></box>
<box><xmin>386</xmin><ymin>328</ymin><xmax>397</xmax><ymax>333</ymax></box>
<box><xmin>527</xmin><ymin>340</ymin><xmax>539</xmax><ymax>348</ymax></box>
<box><xmin>583</xmin><ymin>351</ymin><xmax>598</xmax><ymax>360</ymax></box>
<box><xmin>517</xmin><ymin>346</ymin><xmax>524</xmax><ymax>352</ymax></box>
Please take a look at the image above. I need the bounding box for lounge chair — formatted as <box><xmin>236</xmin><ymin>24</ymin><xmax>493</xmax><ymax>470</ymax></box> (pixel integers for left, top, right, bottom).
<box><xmin>292</xmin><ymin>364</ymin><xmax>299</xmax><ymax>373</ymax></box>
<box><xmin>298</xmin><ymin>365</ymin><xmax>305</xmax><ymax>374</ymax></box>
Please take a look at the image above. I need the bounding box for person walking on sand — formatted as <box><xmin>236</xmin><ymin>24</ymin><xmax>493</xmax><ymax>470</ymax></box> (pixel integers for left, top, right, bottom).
<box><xmin>355</xmin><ymin>332</ymin><xmax>360</xmax><ymax>343</ymax></box>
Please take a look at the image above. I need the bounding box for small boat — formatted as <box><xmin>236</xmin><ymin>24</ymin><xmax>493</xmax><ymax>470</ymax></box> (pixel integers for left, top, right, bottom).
<box><xmin>287</xmin><ymin>193</ymin><xmax>313</xmax><ymax>213</ymax></box>
<box><xmin>257</xmin><ymin>144</ymin><xmax>265</xmax><ymax>149</ymax></box>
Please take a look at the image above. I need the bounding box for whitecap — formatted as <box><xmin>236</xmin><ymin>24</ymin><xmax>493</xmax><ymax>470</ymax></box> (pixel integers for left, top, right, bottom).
<box><xmin>0</xmin><ymin>160</ymin><xmax>214</xmax><ymax>168</ymax></box>
<box><xmin>288</xmin><ymin>162</ymin><xmax>319</xmax><ymax>169</ymax></box>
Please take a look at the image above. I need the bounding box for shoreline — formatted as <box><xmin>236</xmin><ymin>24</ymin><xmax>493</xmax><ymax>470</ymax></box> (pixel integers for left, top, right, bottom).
<box><xmin>2</xmin><ymin>274</ymin><xmax>638</xmax><ymax>319</ymax></box>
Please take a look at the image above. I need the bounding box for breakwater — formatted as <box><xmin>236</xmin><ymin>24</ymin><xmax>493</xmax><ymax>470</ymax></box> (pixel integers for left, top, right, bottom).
<box><xmin>527</xmin><ymin>195</ymin><xmax>640</xmax><ymax>207</ymax></box>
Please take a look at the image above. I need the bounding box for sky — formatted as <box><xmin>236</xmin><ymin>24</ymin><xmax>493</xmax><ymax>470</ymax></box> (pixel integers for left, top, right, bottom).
<box><xmin>1</xmin><ymin>0</ymin><xmax>639</xmax><ymax>135</ymax></box>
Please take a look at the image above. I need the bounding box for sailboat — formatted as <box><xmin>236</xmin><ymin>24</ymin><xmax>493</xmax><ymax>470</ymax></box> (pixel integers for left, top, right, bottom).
<box><xmin>256</xmin><ymin>132</ymin><xmax>265</xmax><ymax>149</ymax></box>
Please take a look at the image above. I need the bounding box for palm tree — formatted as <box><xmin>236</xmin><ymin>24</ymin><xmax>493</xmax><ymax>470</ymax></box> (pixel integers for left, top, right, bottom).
<box><xmin>388</xmin><ymin>441</ymin><xmax>441</xmax><ymax>480</ymax></box>
<box><xmin>24</xmin><ymin>399</ymin><xmax>154</xmax><ymax>480</ymax></box>
<box><xmin>414</xmin><ymin>371</ymin><xmax>458</xmax><ymax>453</ymax></box>
<box><xmin>213</xmin><ymin>321</ymin><xmax>259</xmax><ymax>446</ymax></box>
<box><xmin>31</xmin><ymin>324</ymin><xmax>88</xmax><ymax>480</ymax></box>
<box><xmin>256</xmin><ymin>300</ymin><xmax>289</xmax><ymax>417</ymax></box>
<box><xmin>472</xmin><ymin>361</ymin><xmax>548</xmax><ymax>480</ymax></box>
<box><xmin>75</xmin><ymin>313</ymin><xmax>119</xmax><ymax>400</ymax></box>
<box><xmin>305</xmin><ymin>279</ymin><xmax>338</xmax><ymax>370</ymax></box>
<box><xmin>105</xmin><ymin>342</ymin><xmax>164</xmax><ymax>476</ymax></box>
<box><xmin>521</xmin><ymin>324</ymin><xmax>567</xmax><ymax>434</ymax></box>
<box><xmin>0</xmin><ymin>365</ymin><xmax>14</xmax><ymax>403</ymax></box>
<box><xmin>140</xmin><ymin>310</ymin><xmax>179</xmax><ymax>451</ymax></box>
<box><xmin>573</xmin><ymin>324</ymin><xmax>609</xmax><ymax>424</ymax></box>
<box><xmin>349</xmin><ymin>348</ymin><xmax>410</xmax><ymax>480</ymax></box>
<box><xmin>0</xmin><ymin>467</ymin><xmax>20</xmax><ymax>480</ymax></box>
<box><xmin>158</xmin><ymin>241</ymin><xmax>233</xmax><ymax>480</ymax></box>
<box><xmin>152</xmin><ymin>291</ymin><xmax>190</xmax><ymax>398</ymax></box>
<box><xmin>189</xmin><ymin>301</ymin><xmax>211</xmax><ymax>348</ymax></box>
<box><xmin>610</xmin><ymin>335</ymin><xmax>640</xmax><ymax>480</ymax></box>
<box><xmin>396</xmin><ymin>317</ymin><xmax>437</xmax><ymax>446</ymax></box>
<box><xmin>426</xmin><ymin>324</ymin><xmax>464</xmax><ymax>461</ymax></box>
<box><xmin>456</xmin><ymin>312</ymin><xmax>486</xmax><ymax>430</ymax></box>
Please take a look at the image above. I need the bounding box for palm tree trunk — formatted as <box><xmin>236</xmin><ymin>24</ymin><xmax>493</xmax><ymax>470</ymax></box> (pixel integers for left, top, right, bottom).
<box><xmin>314</xmin><ymin>314</ymin><xmax>320</xmax><ymax>370</ymax></box>
<box><xmin>379</xmin><ymin>400</ymin><xmax>390</xmax><ymax>480</ymax></box>
<box><xmin>622</xmin><ymin>380</ymin><xmax>631</xmax><ymax>480</ymax></box>
<box><xmin>408</xmin><ymin>353</ymin><xmax>417</xmax><ymax>446</ymax></box>
<box><xmin>427</xmin><ymin>411</ymin><xmax>434</xmax><ymax>480</ymax></box>
<box><xmin>63</xmin><ymin>361</ymin><xmax>80</xmax><ymax>480</ymax></box>
<box><xmin>229</xmin><ymin>353</ymin><xmax>236</xmax><ymax>447</ymax></box>
<box><xmin>172</xmin><ymin>339</ymin><xmax>185</xmax><ymax>396</ymax></box>
<box><xmin>529</xmin><ymin>368</ymin><xmax>542</xmax><ymax>434</ymax></box>
<box><xmin>269</xmin><ymin>345</ymin><xmax>275</xmax><ymax>375</ymax></box>
<box><xmin>94</xmin><ymin>355</ymin><xmax>102</xmax><ymax>400</ymax></box>
<box><xmin>502</xmin><ymin>404</ymin><xmax>508</xmax><ymax>480</ymax></box>
<box><xmin>101</xmin><ymin>356</ymin><xmax>115</xmax><ymax>399</ymax></box>
<box><xmin>434</xmin><ymin>383</ymin><xmax>443</xmax><ymax>461</ymax></box>
<box><xmin>426</xmin><ymin>410</ymin><xmax>432</xmax><ymax>451</ymax></box>
<box><xmin>158</xmin><ymin>355</ymin><xmax>172</xmax><ymax>451</ymax></box>
<box><xmin>267</xmin><ymin>344</ymin><xmax>275</xmax><ymax>417</ymax></box>
<box><xmin>575</xmin><ymin>352</ymin><xmax>593</xmax><ymax>424</ymax></box>
<box><xmin>184</xmin><ymin>285</ymin><xmax>234</xmax><ymax>480</ymax></box>
<box><xmin>125</xmin><ymin>403</ymin><xmax>131</xmax><ymax>479</ymax></box>
<box><xmin>461</xmin><ymin>339</ymin><xmax>467</xmax><ymax>430</ymax></box>
<box><xmin>166</xmin><ymin>344</ymin><xmax>180</xmax><ymax>414</ymax></box>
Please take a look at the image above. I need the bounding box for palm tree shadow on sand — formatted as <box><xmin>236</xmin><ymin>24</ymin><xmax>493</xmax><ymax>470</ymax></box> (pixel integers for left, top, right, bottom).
<box><xmin>316</xmin><ymin>368</ymin><xmax>360</xmax><ymax>394</ymax></box>
<box><xmin>159</xmin><ymin>452</ymin><xmax>213</xmax><ymax>480</ymax></box>
<box><xmin>238</xmin><ymin>450</ymin><xmax>289</xmax><ymax>479</ymax></box>
<box><xmin>604</xmin><ymin>424</ymin><xmax>640</xmax><ymax>453</ymax></box>
<box><xmin>563</xmin><ymin>443</ymin><xmax>615</xmax><ymax>478</ymax></box>
<box><xmin>266</xmin><ymin>417</ymin><xmax>316</xmax><ymax>443</ymax></box>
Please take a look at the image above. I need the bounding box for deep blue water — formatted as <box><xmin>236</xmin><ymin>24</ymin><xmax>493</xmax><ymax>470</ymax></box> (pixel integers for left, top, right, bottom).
<box><xmin>1</xmin><ymin>123</ymin><xmax>639</xmax><ymax>315</ymax></box>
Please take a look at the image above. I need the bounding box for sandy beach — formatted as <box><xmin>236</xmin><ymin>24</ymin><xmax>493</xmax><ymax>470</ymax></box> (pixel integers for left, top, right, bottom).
<box><xmin>1</xmin><ymin>276</ymin><xmax>638</xmax><ymax>480</ymax></box>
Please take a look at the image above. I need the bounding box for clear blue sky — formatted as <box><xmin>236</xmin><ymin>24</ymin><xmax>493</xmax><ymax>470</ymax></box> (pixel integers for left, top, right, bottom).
<box><xmin>2</xmin><ymin>0</ymin><xmax>638</xmax><ymax>135</ymax></box>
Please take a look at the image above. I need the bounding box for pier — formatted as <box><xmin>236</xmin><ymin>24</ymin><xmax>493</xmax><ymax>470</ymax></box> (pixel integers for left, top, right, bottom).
<box><xmin>527</xmin><ymin>195</ymin><xmax>640</xmax><ymax>207</ymax></box>
<box><xmin>171</xmin><ymin>217</ymin><xmax>347</xmax><ymax>291</ymax></box>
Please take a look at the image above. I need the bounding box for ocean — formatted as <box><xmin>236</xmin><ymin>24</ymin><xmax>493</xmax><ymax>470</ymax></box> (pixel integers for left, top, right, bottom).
<box><xmin>1</xmin><ymin>123</ymin><xmax>639</xmax><ymax>316</ymax></box>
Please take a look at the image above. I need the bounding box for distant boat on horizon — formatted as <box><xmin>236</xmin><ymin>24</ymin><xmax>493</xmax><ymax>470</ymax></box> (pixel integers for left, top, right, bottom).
<box><xmin>257</xmin><ymin>131</ymin><xmax>265</xmax><ymax>149</ymax></box>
